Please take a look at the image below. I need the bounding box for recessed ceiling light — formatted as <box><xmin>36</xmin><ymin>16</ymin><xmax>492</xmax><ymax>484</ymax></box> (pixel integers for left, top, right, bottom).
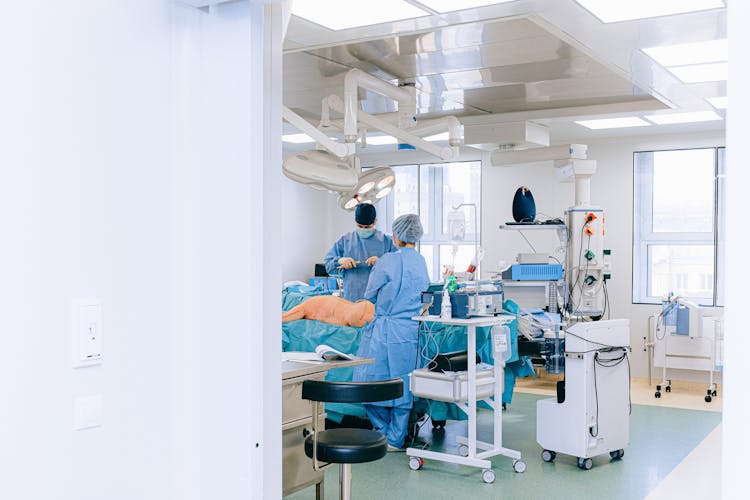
<box><xmin>424</xmin><ymin>132</ymin><xmax>449</xmax><ymax>141</ymax></box>
<box><xmin>667</xmin><ymin>62</ymin><xmax>728</xmax><ymax>83</ymax></box>
<box><xmin>365</xmin><ymin>135</ymin><xmax>399</xmax><ymax>145</ymax></box>
<box><xmin>707</xmin><ymin>96</ymin><xmax>728</xmax><ymax>109</ymax></box>
<box><xmin>644</xmin><ymin>111</ymin><xmax>723</xmax><ymax>125</ymax></box>
<box><xmin>575</xmin><ymin>0</ymin><xmax>725</xmax><ymax>23</ymax></box>
<box><xmin>282</xmin><ymin>133</ymin><xmax>315</xmax><ymax>143</ymax></box>
<box><xmin>575</xmin><ymin>117</ymin><xmax>651</xmax><ymax>129</ymax></box>
<box><xmin>416</xmin><ymin>0</ymin><xmax>516</xmax><ymax>14</ymax></box>
<box><xmin>291</xmin><ymin>0</ymin><xmax>429</xmax><ymax>31</ymax></box>
<box><xmin>643</xmin><ymin>39</ymin><xmax>727</xmax><ymax>67</ymax></box>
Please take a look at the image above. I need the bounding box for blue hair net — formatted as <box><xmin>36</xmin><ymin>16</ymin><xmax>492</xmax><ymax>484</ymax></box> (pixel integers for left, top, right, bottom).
<box><xmin>392</xmin><ymin>214</ymin><xmax>424</xmax><ymax>243</ymax></box>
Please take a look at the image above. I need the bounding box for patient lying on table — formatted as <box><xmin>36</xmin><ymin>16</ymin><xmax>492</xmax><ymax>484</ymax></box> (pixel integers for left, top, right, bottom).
<box><xmin>282</xmin><ymin>295</ymin><xmax>375</xmax><ymax>327</ymax></box>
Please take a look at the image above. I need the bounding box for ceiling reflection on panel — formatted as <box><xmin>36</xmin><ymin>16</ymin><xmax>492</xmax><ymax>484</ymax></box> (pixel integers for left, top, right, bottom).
<box><xmin>283</xmin><ymin>16</ymin><xmax>656</xmax><ymax>122</ymax></box>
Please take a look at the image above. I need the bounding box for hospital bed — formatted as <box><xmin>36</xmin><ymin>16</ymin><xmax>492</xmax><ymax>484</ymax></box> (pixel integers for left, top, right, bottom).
<box><xmin>282</xmin><ymin>290</ymin><xmax>534</xmax><ymax>424</ymax></box>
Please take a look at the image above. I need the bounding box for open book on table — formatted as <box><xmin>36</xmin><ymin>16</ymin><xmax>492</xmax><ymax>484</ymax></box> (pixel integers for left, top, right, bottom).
<box><xmin>283</xmin><ymin>344</ymin><xmax>356</xmax><ymax>362</ymax></box>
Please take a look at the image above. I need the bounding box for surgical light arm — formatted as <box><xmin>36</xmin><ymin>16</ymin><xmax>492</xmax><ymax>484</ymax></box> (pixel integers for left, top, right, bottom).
<box><xmin>282</xmin><ymin>105</ymin><xmax>355</xmax><ymax>159</ymax></box>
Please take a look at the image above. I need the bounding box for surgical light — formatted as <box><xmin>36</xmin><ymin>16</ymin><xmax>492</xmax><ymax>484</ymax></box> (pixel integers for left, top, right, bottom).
<box><xmin>375</xmin><ymin>186</ymin><xmax>392</xmax><ymax>199</ymax></box>
<box><xmin>291</xmin><ymin>0</ymin><xmax>429</xmax><ymax>31</ymax></box>
<box><xmin>376</xmin><ymin>176</ymin><xmax>394</xmax><ymax>190</ymax></box>
<box><xmin>358</xmin><ymin>181</ymin><xmax>375</xmax><ymax>195</ymax></box>
<box><xmin>282</xmin><ymin>150</ymin><xmax>358</xmax><ymax>192</ymax></box>
<box><xmin>338</xmin><ymin>166</ymin><xmax>397</xmax><ymax>210</ymax></box>
<box><xmin>575</xmin><ymin>117</ymin><xmax>650</xmax><ymax>129</ymax></box>
<box><xmin>575</xmin><ymin>0</ymin><xmax>724</xmax><ymax>23</ymax></box>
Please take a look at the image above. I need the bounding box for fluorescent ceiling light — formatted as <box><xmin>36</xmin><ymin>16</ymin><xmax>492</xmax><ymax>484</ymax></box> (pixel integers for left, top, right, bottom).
<box><xmin>644</xmin><ymin>111</ymin><xmax>722</xmax><ymax>125</ymax></box>
<box><xmin>667</xmin><ymin>62</ymin><xmax>728</xmax><ymax>83</ymax></box>
<box><xmin>291</xmin><ymin>0</ymin><xmax>428</xmax><ymax>31</ymax></box>
<box><xmin>575</xmin><ymin>117</ymin><xmax>651</xmax><ymax>129</ymax></box>
<box><xmin>643</xmin><ymin>39</ymin><xmax>727</xmax><ymax>67</ymax></box>
<box><xmin>365</xmin><ymin>135</ymin><xmax>399</xmax><ymax>145</ymax></box>
<box><xmin>282</xmin><ymin>133</ymin><xmax>315</xmax><ymax>144</ymax></box>
<box><xmin>424</xmin><ymin>132</ymin><xmax>449</xmax><ymax>142</ymax></box>
<box><xmin>575</xmin><ymin>0</ymin><xmax>724</xmax><ymax>23</ymax></box>
<box><xmin>707</xmin><ymin>96</ymin><xmax>728</xmax><ymax>109</ymax></box>
<box><xmin>416</xmin><ymin>0</ymin><xmax>516</xmax><ymax>14</ymax></box>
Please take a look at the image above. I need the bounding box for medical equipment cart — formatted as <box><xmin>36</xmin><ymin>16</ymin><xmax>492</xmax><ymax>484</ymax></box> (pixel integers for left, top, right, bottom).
<box><xmin>648</xmin><ymin>313</ymin><xmax>723</xmax><ymax>403</ymax></box>
<box><xmin>406</xmin><ymin>315</ymin><xmax>525</xmax><ymax>483</ymax></box>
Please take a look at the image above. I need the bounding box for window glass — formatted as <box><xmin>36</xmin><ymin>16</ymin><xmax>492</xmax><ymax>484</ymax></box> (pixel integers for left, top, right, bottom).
<box><xmin>439</xmin><ymin>244</ymin><xmax>477</xmax><ymax>276</ymax></box>
<box><xmin>652</xmin><ymin>149</ymin><xmax>714</xmax><ymax>233</ymax></box>
<box><xmin>647</xmin><ymin>244</ymin><xmax>714</xmax><ymax>300</ymax></box>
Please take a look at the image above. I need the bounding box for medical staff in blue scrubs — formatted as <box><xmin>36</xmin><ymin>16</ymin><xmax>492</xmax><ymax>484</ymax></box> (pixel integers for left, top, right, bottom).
<box><xmin>324</xmin><ymin>203</ymin><xmax>397</xmax><ymax>301</ymax></box>
<box><xmin>353</xmin><ymin>214</ymin><xmax>430</xmax><ymax>450</ymax></box>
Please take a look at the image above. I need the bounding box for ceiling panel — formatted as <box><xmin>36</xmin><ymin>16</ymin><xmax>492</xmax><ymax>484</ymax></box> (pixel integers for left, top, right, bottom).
<box><xmin>284</xmin><ymin>15</ymin><xmax>653</xmax><ymax>122</ymax></box>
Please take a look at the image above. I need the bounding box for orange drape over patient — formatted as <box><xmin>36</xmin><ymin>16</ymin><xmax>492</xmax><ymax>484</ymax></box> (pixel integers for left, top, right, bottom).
<box><xmin>282</xmin><ymin>296</ymin><xmax>375</xmax><ymax>327</ymax></box>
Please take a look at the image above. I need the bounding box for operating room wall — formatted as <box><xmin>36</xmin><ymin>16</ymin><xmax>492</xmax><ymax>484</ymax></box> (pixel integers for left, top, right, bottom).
<box><xmin>0</xmin><ymin>2</ymin><xmax>175</xmax><ymax>498</ymax></box>
<box><xmin>281</xmin><ymin>177</ymin><xmax>332</xmax><ymax>282</ymax></box>
<box><xmin>0</xmin><ymin>2</ymin><xmax>277</xmax><ymax>499</ymax></box>
<box><xmin>482</xmin><ymin>130</ymin><xmax>726</xmax><ymax>381</ymax></box>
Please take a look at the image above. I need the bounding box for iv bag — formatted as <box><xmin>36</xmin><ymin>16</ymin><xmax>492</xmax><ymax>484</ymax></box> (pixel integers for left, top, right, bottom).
<box><xmin>447</xmin><ymin>210</ymin><xmax>466</xmax><ymax>241</ymax></box>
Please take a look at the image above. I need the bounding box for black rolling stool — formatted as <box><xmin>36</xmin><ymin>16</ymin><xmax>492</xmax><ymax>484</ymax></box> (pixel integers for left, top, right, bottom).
<box><xmin>302</xmin><ymin>379</ymin><xmax>403</xmax><ymax>500</ymax></box>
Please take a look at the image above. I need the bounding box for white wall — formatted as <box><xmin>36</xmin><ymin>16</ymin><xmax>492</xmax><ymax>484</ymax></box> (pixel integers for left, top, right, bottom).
<box><xmin>0</xmin><ymin>2</ymin><xmax>281</xmax><ymax>499</ymax></box>
<box><xmin>0</xmin><ymin>2</ymin><xmax>175</xmax><ymax>498</ymax></box>
<box><xmin>482</xmin><ymin>131</ymin><xmax>725</xmax><ymax>380</ymax></box>
<box><xmin>281</xmin><ymin>177</ymin><xmax>333</xmax><ymax>282</ymax></box>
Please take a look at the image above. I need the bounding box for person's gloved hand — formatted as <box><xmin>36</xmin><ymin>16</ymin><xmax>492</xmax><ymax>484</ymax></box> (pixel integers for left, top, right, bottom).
<box><xmin>365</xmin><ymin>256</ymin><xmax>379</xmax><ymax>266</ymax></box>
<box><xmin>338</xmin><ymin>257</ymin><xmax>357</xmax><ymax>269</ymax></box>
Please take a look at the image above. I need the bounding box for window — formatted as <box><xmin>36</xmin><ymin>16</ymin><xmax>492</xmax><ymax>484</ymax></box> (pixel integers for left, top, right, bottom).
<box><xmin>374</xmin><ymin>161</ymin><xmax>481</xmax><ymax>280</ymax></box>
<box><xmin>633</xmin><ymin>148</ymin><xmax>725</xmax><ymax>305</ymax></box>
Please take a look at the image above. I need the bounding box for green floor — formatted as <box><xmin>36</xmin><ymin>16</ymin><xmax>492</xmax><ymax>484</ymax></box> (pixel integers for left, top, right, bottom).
<box><xmin>285</xmin><ymin>392</ymin><xmax>721</xmax><ymax>500</ymax></box>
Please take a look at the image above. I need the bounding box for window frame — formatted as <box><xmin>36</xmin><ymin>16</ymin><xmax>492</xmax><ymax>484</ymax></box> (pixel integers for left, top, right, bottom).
<box><xmin>632</xmin><ymin>147</ymin><xmax>725</xmax><ymax>306</ymax></box>
<box><xmin>373</xmin><ymin>160</ymin><xmax>482</xmax><ymax>280</ymax></box>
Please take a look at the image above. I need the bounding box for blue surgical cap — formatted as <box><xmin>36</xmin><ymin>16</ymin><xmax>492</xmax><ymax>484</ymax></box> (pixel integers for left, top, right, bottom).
<box><xmin>355</xmin><ymin>203</ymin><xmax>376</xmax><ymax>225</ymax></box>
<box><xmin>392</xmin><ymin>214</ymin><xmax>424</xmax><ymax>243</ymax></box>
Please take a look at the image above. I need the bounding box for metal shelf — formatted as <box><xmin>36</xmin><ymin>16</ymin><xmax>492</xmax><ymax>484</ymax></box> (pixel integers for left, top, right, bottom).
<box><xmin>498</xmin><ymin>224</ymin><xmax>566</xmax><ymax>231</ymax></box>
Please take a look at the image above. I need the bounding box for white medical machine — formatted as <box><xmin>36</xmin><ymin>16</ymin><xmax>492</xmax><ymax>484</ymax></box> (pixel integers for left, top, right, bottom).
<box><xmin>536</xmin><ymin>319</ymin><xmax>630</xmax><ymax>470</ymax></box>
<box><xmin>649</xmin><ymin>295</ymin><xmax>723</xmax><ymax>402</ymax></box>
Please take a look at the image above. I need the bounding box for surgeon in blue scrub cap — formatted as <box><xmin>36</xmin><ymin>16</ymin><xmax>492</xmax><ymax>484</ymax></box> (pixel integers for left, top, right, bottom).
<box><xmin>324</xmin><ymin>203</ymin><xmax>397</xmax><ymax>301</ymax></box>
<box><xmin>353</xmin><ymin>213</ymin><xmax>430</xmax><ymax>451</ymax></box>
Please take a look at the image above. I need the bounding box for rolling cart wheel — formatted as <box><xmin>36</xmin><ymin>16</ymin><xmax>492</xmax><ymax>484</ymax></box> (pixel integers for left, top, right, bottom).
<box><xmin>655</xmin><ymin>391</ymin><xmax>661</xmax><ymax>398</ymax></box>
<box><xmin>705</xmin><ymin>395</ymin><xmax>712</xmax><ymax>403</ymax></box>
<box><xmin>577</xmin><ymin>457</ymin><xmax>593</xmax><ymax>470</ymax></box>
<box><xmin>458</xmin><ymin>444</ymin><xmax>469</xmax><ymax>457</ymax></box>
<box><xmin>482</xmin><ymin>469</ymin><xmax>495</xmax><ymax>483</ymax></box>
<box><xmin>610</xmin><ymin>449</ymin><xmax>624</xmax><ymax>460</ymax></box>
<box><xmin>712</xmin><ymin>390</ymin><xmax>718</xmax><ymax>396</ymax></box>
<box><xmin>541</xmin><ymin>450</ymin><xmax>556</xmax><ymax>463</ymax></box>
<box><xmin>408</xmin><ymin>457</ymin><xmax>423</xmax><ymax>471</ymax></box>
<box><xmin>513</xmin><ymin>460</ymin><xmax>527</xmax><ymax>473</ymax></box>
<box><xmin>665</xmin><ymin>386</ymin><xmax>671</xmax><ymax>393</ymax></box>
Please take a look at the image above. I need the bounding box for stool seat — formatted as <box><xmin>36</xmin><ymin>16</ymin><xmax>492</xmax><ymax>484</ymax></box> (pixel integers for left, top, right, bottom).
<box><xmin>305</xmin><ymin>428</ymin><xmax>387</xmax><ymax>464</ymax></box>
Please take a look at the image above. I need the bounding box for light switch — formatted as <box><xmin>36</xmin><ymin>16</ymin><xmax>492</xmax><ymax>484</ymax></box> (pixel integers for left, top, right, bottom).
<box><xmin>74</xmin><ymin>395</ymin><xmax>103</xmax><ymax>430</ymax></box>
<box><xmin>72</xmin><ymin>299</ymin><xmax>102</xmax><ymax>368</ymax></box>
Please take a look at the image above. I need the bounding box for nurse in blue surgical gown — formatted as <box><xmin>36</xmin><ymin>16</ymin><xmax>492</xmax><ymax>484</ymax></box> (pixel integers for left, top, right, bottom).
<box><xmin>353</xmin><ymin>213</ymin><xmax>430</xmax><ymax>450</ymax></box>
<box><xmin>324</xmin><ymin>203</ymin><xmax>397</xmax><ymax>301</ymax></box>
